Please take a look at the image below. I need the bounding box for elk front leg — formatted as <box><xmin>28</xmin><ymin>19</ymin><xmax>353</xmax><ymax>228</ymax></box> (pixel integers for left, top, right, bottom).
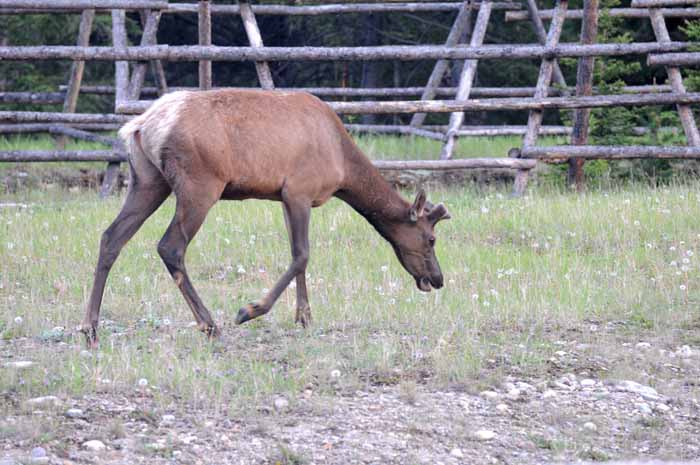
<box><xmin>282</xmin><ymin>207</ymin><xmax>312</xmax><ymax>327</ymax></box>
<box><xmin>235</xmin><ymin>197</ymin><xmax>311</xmax><ymax>325</ymax></box>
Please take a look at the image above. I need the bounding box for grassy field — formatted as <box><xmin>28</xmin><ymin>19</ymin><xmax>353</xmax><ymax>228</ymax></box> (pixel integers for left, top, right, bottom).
<box><xmin>2</xmin><ymin>180</ymin><xmax>699</xmax><ymax>411</ymax></box>
<box><xmin>2</xmin><ymin>134</ymin><xmax>700</xmax><ymax>462</ymax></box>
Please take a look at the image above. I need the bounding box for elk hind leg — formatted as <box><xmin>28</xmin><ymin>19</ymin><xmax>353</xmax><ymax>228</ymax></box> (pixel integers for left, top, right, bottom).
<box><xmin>81</xmin><ymin>167</ymin><xmax>171</xmax><ymax>348</ymax></box>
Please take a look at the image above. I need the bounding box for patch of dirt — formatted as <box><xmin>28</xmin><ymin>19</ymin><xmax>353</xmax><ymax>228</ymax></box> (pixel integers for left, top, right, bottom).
<box><xmin>2</xmin><ymin>327</ymin><xmax>700</xmax><ymax>464</ymax></box>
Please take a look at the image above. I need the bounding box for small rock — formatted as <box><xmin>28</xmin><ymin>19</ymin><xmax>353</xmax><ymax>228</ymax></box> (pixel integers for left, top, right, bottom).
<box><xmin>330</xmin><ymin>369</ymin><xmax>341</xmax><ymax>379</ymax></box>
<box><xmin>137</xmin><ymin>378</ymin><xmax>148</xmax><ymax>387</ymax></box>
<box><xmin>65</xmin><ymin>408</ymin><xmax>83</xmax><ymax>418</ymax></box>
<box><xmin>24</xmin><ymin>396</ymin><xmax>60</xmax><ymax>409</ymax></box>
<box><xmin>506</xmin><ymin>389</ymin><xmax>522</xmax><ymax>401</ymax></box>
<box><xmin>273</xmin><ymin>397</ymin><xmax>289</xmax><ymax>412</ymax></box>
<box><xmin>473</xmin><ymin>430</ymin><xmax>496</xmax><ymax>441</ymax></box>
<box><xmin>29</xmin><ymin>446</ymin><xmax>48</xmax><ymax>464</ymax></box>
<box><xmin>161</xmin><ymin>414</ymin><xmax>175</xmax><ymax>424</ymax></box>
<box><xmin>79</xmin><ymin>350</ymin><xmax>93</xmax><ymax>359</ymax></box>
<box><xmin>542</xmin><ymin>389</ymin><xmax>557</xmax><ymax>399</ymax></box>
<box><xmin>303</xmin><ymin>389</ymin><xmax>313</xmax><ymax>399</ymax></box>
<box><xmin>636</xmin><ymin>342</ymin><xmax>651</xmax><ymax>349</ymax></box>
<box><xmin>495</xmin><ymin>403</ymin><xmax>509</xmax><ymax>413</ymax></box>
<box><xmin>676</xmin><ymin>345</ymin><xmax>697</xmax><ymax>358</ymax></box>
<box><xmin>450</xmin><ymin>448</ymin><xmax>464</xmax><ymax>458</ymax></box>
<box><xmin>655</xmin><ymin>403</ymin><xmax>671</xmax><ymax>413</ymax></box>
<box><xmin>580</xmin><ymin>379</ymin><xmax>596</xmax><ymax>388</ymax></box>
<box><xmin>479</xmin><ymin>390</ymin><xmax>499</xmax><ymax>400</ymax></box>
<box><xmin>583</xmin><ymin>422</ymin><xmax>597</xmax><ymax>432</ymax></box>
<box><xmin>637</xmin><ymin>402</ymin><xmax>653</xmax><ymax>415</ymax></box>
<box><xmin>515</xmin><ymin>381</ymin><xmax>535</xmax><ymax>392</ymax></box>
<box><xmin>615</xmin><ymin>380</ymin><xmax>661</xmax><ymax>401</ymax></box>
<box><xmin>82</xmin><ymin>440</ymin><xmax>106</xmax><ymax>452</ymax></box>
<box><xmin>4</xmin><ymin>361</ymin><xmax>34</xmax><ymax>369</ymax></box>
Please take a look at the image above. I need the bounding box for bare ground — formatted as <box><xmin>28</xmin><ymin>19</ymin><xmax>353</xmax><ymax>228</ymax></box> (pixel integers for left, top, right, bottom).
<box><xmin>2</xmin><ymin>322</ymin><xmax>700</xmax><ymax>465</ymax></box>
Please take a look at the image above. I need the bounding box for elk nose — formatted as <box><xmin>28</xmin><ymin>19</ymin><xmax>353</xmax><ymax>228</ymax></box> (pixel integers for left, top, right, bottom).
<box><xmin>430</xmin><ymin>274</ymin><xmax>444</xmax><ymax>289</ymax></box>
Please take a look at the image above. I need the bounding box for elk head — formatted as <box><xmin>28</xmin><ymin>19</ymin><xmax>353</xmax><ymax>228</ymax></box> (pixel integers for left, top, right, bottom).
<box><xmin>390</xmin><ymin>190</ymin><xmax>451</xmax><ymax>292</ymax></box>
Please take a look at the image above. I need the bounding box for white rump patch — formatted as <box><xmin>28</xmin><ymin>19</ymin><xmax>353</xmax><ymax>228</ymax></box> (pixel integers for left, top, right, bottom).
<box><xmin>118</xmin><ymin>91</ymin><xmax>192</xmax><ymax>169</ymax></box>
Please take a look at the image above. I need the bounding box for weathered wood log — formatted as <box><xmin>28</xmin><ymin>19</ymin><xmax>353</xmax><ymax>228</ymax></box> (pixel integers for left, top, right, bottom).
<box><xmin>410</xmin><ymin>1</ymin><xmax>472</xmax><ymax>128</ymax></box>
<box><xmin>648</xmin><ymin>52</ymin><xmax>700</xmax><ymax>66</ymax></box>
<box><xmin>115</xmin><ymin>92</ymin><xmax>700</xmax><ymax>115</ymax></box>
<box><xmin>57</xmin><ymin>9</ymin><xmax>95</xmax><ymax>149</ymax></box>
<box><xmin>523</xmin><ymin>0</ymin><xmax>567</xmax><ymax>149</ymax></box>
<box><xmin>0</xmin><ymin>111</ymin><xmax>129</xmax><ymax>124</ymax></box>
<box><xmin>62</xmin><ymin>9</ymin><xmax>95</xmax><ymax>116</ymax></box>
<box><xmin>47</xmin><ymin>125</ymin><xmax>116</xmax><ymax>145</ymax></box>
<box><xmin>0</xmin><ymin>92</ymin><xmax>64</xmax><ymax>104</ymax></box>
<box><xmin>0</xmin><ymin>123</ymin><xmax>119</xmax><ymax>133</ymax></box>
<box><xmin>62</xmin><ymin>84</ymin><xmax>674</xmax><ymax>97</ymax></box>
<box><xmin>631</xmin><ymin>0</ymin><xmax>700</xmax><ymax>7</ymax></box>
<box><xmin>112</xmin><ymin>10</ymin><xmax>128</xmax><ymax>106</ymax></box>
<box><xmin>568</xmin><ymin>0</ymin><xmax>599</xmax><ymax>190</ymax></box>
<box><xmin>239</xmin><ymin>1</ymin><xmax>274</xmax><ymax>89</ymax></box>
<box><xmin>440</xmin><ymin>1</ymin><xmax>491</xmax><ymax>160</ymax></box>
<box><xmin>198</xmin><ymin>0</ymin><xmax>212</xmax><ymax>90</ymax></box>
<box><xmin>525</xmin><ymin>0</ymin><xmax>567</xmax><ymax>90</ymax></box>
<box><xmin>514</xmin><ymin>145</ymin><xmax>700</xmax><ymax>159</ymax></box>
<box><xmin>505</xmin><ymin>7</ymin><xmax>700</xmax><ymax>20</ymax></box>
<box><xmin>649</xmin><ymin>10</ymin><xmax>700</xmax><ymax>147</ymax></box>
<box><xmin>0</xmin><ymin>42</ymin><xmax>694</xmax><ymax>62</ymax></box>
<box><xmin>373</xmin><ymin>158</ymin><xmax>537</xmax><ymax>170</ymax></box>
<box><xmin>128</xmin><ymin>9</ymin><xmax>161</xmax><ymax>100</ymax></box>
<box><xmin>0</xmin><ymin>150</ymin><xmax>124</xmax><ymax>162</ymax></box>
<box><xmin>0</xmin><ymin>0</ymin><xmax>167</xmax><ymax>10</ymax></box>
<box><xmin>517</xmin><ymin>0</ymin><xmax>567</xmax><ymax>197</ymax></box>
<box><xmin>100</xmin><ymin>162</ymin><xmax>122</xmax><ymax>197</ymax></box>
<box><xmin>347</xmin><ymin>123</ymin><xmax>576</xmax><ymax>136</ymax></box>
<box><xmin>163</xmin><ymin>2</ymin><xmax>522</xmax><ymax>15</ymax></box>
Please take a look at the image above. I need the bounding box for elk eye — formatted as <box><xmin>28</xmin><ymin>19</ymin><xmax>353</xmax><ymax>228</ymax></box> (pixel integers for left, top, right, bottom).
<box><xmin>429</xmin><ymin>237</ymin><xmax>436</xmax><ymax>247</ymax></box>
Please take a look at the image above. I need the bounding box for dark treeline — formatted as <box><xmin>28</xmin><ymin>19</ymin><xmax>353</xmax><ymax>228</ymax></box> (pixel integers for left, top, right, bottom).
<box><xmin>0</xmin><ymin>0</ymin><xmax>697</xmax><ymax>128</ymax></box>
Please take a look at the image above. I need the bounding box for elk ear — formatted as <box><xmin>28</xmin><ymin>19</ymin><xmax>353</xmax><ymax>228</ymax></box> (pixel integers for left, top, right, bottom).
<box><xmin>409</xmin><ymin>189</ymin><xmax>427</xmax><ymax>222</ymax></box>
<box><xmin>427</xmin><ymin>203</ymin><xmax>451</xmax><ymax>224</ymax></box>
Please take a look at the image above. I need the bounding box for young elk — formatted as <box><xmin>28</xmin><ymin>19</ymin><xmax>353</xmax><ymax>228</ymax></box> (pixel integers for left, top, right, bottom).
<box><xmin>81</xmin><ymin>90</ymin><xmax>450</xmax><ymax>348</ymax></box>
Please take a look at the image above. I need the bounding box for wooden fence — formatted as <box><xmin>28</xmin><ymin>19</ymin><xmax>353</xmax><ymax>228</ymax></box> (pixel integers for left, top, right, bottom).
<box><xmin>1</xmin><ymin>0</ymin><xmax>699</xmax><ymax>196</ymax></box>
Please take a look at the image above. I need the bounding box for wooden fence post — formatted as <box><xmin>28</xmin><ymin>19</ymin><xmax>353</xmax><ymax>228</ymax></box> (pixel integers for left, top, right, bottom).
<box><xmin>648</xmin><ymin>9</ymin><xmax>700</xmax><ymax>146</ymax></box>
<box><xmin>514</xmin><ymin>0</ymin><xmax>568</xmax><ymax>196</ymax></box>
<box><xmin>100</xmin><ymin>9</ymin><xmax>128</xmax><ymax>198</ymax></box>
<box><xmin>410</xmin><ymin>1</ymin><xmax>472</xmax><ymax>128</ymax></box>
<box><xmin>198</xmin><ymin>0</ymin><xmax>212</xmax><ymax>89</ymax></box>
<box><xmin>128</xmin><ymin>9</ymin><xmax>161</xmax><ymax>100</ymax></box>
<box><xmin>440</xmin><ymin>1</ymin><xmax>492</xmax><ymax>160</ymax></box>
<box><xmin>57</xmin><ymin>9</ymin><xmax>94</xmax><ymax>149</ymax></box>
<box><xmin>525</xmin><ymin>0</ymin><xmax>568</xmax><ymax>90</ymax></box>
<box><xmin>239</xmin><ymin>0</ymin><xmax>274</xmax><ymax>89</ymax></box>
<box><xmin>567</xmin><ymin>0</ymin><xmax>599</xmax><ymax>190</ymax></box>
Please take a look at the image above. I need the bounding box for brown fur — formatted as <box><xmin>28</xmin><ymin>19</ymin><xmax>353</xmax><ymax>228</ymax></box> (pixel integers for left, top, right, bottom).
<box><xmin>80</xmin><ymin>89</ymin><xmax>449</xmax><ymax>348</ymax></box>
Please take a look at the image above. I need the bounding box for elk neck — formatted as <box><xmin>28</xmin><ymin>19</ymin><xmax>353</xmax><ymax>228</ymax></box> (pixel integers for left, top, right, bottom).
<box><xmin>334</xmin><ymin>140</ymin><xmax>410</xmax><ymax>244</ymax></box>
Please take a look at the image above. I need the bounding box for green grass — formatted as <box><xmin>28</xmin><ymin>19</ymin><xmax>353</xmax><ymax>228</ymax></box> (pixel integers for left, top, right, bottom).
<box><xmin>1</xmin><ymin>180</ymin><xmax>699</xmax><ymax>412</ymax></box>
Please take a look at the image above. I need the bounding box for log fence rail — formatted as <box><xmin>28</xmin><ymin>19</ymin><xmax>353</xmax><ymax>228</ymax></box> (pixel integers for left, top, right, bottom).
<box><xmin>1</xmin><ymin>0</ymin><xmax>700</xmax><ymax>196</ymax></box>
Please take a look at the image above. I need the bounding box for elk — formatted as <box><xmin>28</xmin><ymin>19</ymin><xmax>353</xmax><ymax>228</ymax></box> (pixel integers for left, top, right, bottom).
<box><xmin>80</xmin><ymin>89</ymin><xmax>450</xmax><ymax>348</ymax></box>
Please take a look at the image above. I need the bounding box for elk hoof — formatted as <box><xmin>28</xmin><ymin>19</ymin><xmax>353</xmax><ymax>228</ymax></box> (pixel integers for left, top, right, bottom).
<box><xmin>295</xmin><ymin>305</ymin><xmax>312</xmax><ymax>328</ymax></box>
<box><xmin>235</xmin><ymin>302</ymin><xmax>261</xmax><ymax>325</ymax></box>
<box><xmin>200</xmin><ymin>323</ymin><xmax>221</xmax><ymax>339</ymax></box>
<box><xmin>80</xmin><ymin>325</ymin><xmax>99</xmax><ymax>350</ymax></box>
